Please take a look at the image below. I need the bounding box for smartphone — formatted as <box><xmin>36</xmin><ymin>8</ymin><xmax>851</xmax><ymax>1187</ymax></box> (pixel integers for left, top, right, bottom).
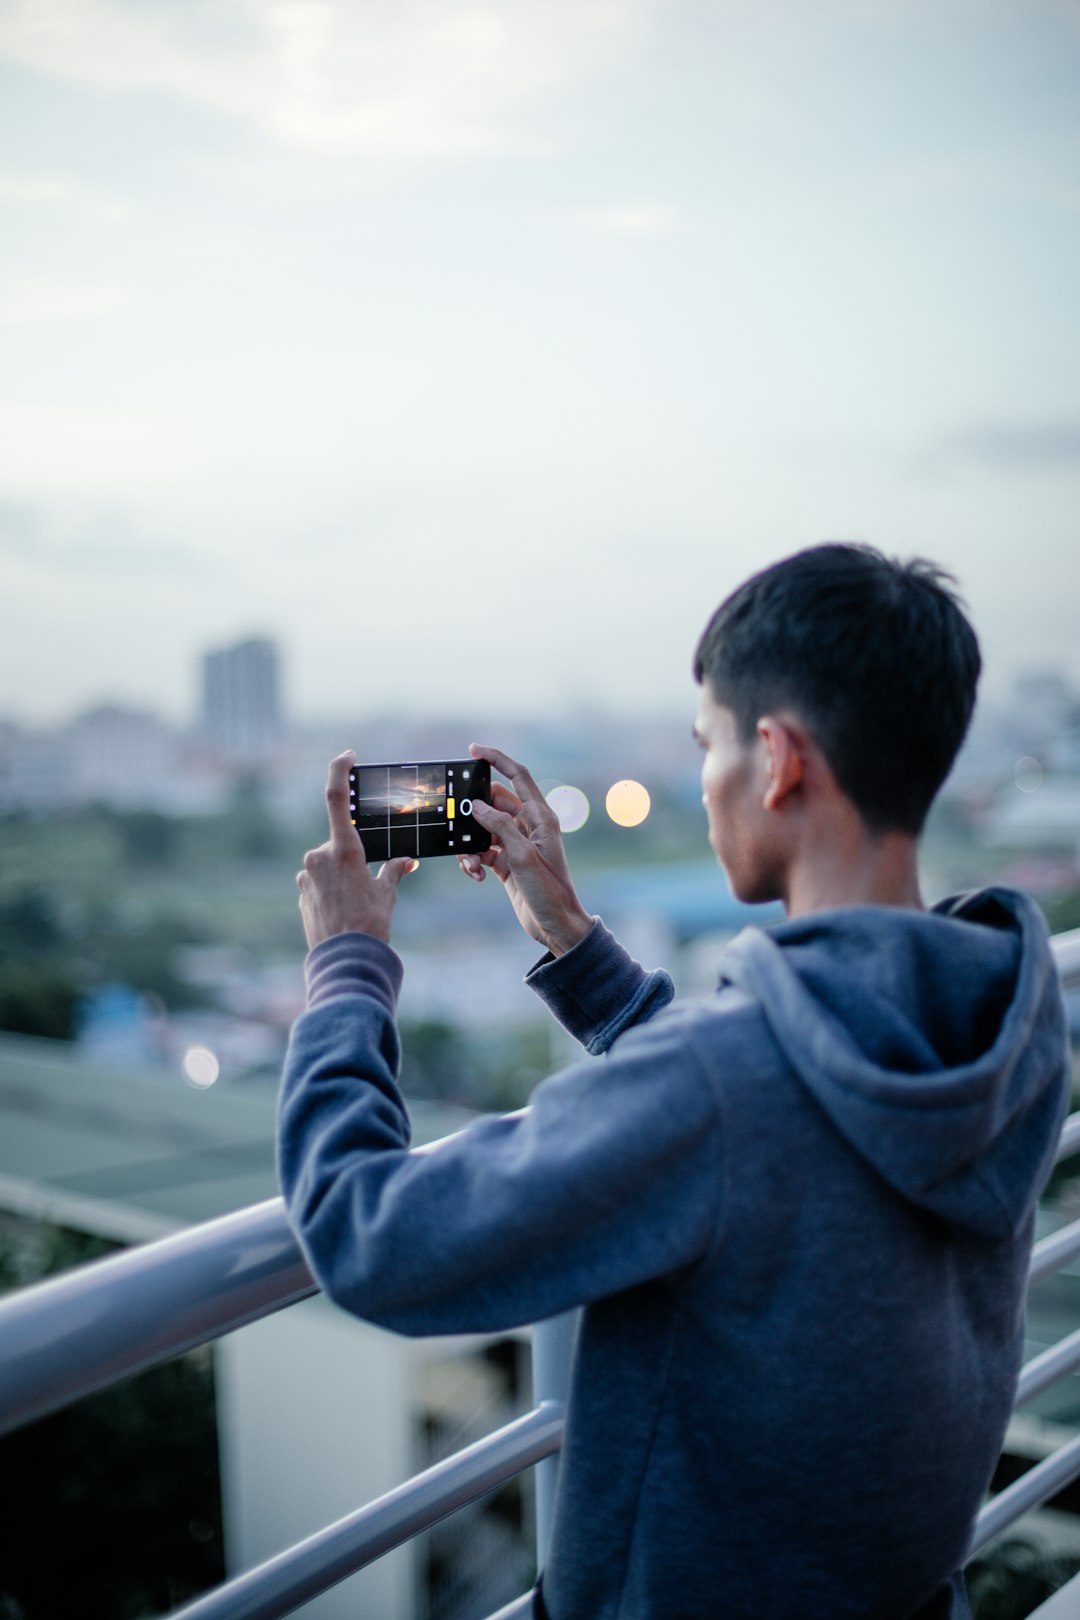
<box><xmin>348</xmin><ymin>758</ymin><xmax>493</xmax><ymax>862</ymax></box>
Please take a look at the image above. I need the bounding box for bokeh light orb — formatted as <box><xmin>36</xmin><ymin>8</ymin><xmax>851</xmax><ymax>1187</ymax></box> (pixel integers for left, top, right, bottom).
<box><xmin>183</xmin><ymin>1045</ymin><xmax>220</xmax><ymax>1089</ymax></box>
<box><xmin>546</xmin><ymin>785</ymin><xmax>590</xmax><ymax>832</ymax></box>
<box><xmin>1015</xmin><ymin>756</ymin><xmax>1043</xmax><ymax>793</ymax></box>
<box><xmin>605</xmin><ymin>779</ymin><xmax>651</xmax><ymax>827</ymax></box>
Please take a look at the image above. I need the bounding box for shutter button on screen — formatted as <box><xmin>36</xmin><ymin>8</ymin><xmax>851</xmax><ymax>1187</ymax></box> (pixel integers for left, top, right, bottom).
<box><xmin>459</xmin><ymin>799</ymin><xmax>473</xmax><ymax>817</ymax></box>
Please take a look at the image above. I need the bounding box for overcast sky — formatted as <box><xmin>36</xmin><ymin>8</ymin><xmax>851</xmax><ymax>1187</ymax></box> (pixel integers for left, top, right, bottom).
<box><xmin>1</xmin><ymin>0</ymin><xmax>1078</xmax><ymax>728</ymax></box>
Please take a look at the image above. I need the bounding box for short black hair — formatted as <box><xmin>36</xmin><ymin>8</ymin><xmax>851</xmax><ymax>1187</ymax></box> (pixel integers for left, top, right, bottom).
<box><xmin>692</xmin><ymin>543</ymin><xmax>981</xmax><ymax>836</ymax></box>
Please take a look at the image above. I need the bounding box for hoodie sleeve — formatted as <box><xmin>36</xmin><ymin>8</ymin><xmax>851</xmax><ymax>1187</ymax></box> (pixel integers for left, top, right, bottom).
<box><xmin>524</xmin><ymin>917</ymin><xmax>676</xmax><ymax>1053</ymax></box>
<box><xmin>277</xmin><ymin>933</ymin><xmax>722</xmax><ymax>1336</ymax></box>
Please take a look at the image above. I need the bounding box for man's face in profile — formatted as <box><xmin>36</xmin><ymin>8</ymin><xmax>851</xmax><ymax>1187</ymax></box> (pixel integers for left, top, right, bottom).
<box><xmin>693</xmin><ymin>683</ymin><xmax>782</xmax><ymax>905</ymax></box>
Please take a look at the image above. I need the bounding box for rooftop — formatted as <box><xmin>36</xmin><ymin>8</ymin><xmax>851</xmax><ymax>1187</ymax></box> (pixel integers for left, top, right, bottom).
<box><xmin>0</xmin><ymin>1030</ymin><xmax>475</xmax><ymax>1245</ymax></box>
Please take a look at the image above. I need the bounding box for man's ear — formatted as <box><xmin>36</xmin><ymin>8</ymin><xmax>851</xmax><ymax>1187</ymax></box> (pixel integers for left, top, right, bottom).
<box><xmin>757</xmin><ymin>716</ymin><xmax>805</xmax><ymax>811</ymax></box>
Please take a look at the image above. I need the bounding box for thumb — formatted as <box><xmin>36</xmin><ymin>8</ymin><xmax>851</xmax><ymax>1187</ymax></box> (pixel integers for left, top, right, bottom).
<box><xmin>379</xmin><ymin>856</ymin><xmax>420</xmax><ymax>888</ymax></box>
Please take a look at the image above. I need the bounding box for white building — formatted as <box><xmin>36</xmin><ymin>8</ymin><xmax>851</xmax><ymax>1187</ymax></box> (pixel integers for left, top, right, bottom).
<box><xmin>65</xmin><ymin>703</ymin><xmax>182</xmax><ymax>810</ymax></box>
<box><xmin>0</xmin><ymin>719</ymin><xmax>72</xmax><ymax>811</ymax></box>
<box><xmin>0</xmin><ymin>707</ymin><xmax>228</xmax><ymax>814</ymax></box>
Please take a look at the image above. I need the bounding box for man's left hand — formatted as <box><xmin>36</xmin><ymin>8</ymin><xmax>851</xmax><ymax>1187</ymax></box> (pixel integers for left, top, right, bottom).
<box><xmin>296</xmin><ymin>751</ymin><xmax>417</xmax><ymax>950</ymax></box>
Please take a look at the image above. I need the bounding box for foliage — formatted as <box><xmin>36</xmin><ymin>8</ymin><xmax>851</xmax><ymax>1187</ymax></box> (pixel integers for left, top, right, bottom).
<box><xmin>400</xmin><ymin>1017</ymin><xmax>481</xmax><ymax>1106</ymax></box>
<box><xmin>0</xmin><ymin>888</ymin><xmax>83</xmax><ymax>1036</ymax></box>
<box><xmin>0</xmin><ymin>1215</ymin><xmax>118</xmax><ymax>1295</ymax></box>
<box><xmin>85</xmin><ymin>922</ymin><xmax>207</xmax><ymax>1010</ymax></box>
<box><xmin>0</xmin><ymin>960</ymin><xmax>82</xmax><ymax>1040</ymax></box>
<box><xmin>0</xmin><ymin>888</ymin><xmax>65</xmax><ymax>951</ymax></box>
<box><xmin>109</xmin><ymin>809</ymin><xmax>182</xmax><ymax>869</ymax></box>
<box><xmin>0</xmin><ymin>1216</ymin><xmax>224</xmax><ymax>1620</ymax></box>
<box><xmin>0</xmin><ymin>791</ymin><xmax>304</xmax><ymax>1037</ymax></box>
<box><xmin>214</xmin><ymin>772</ymin><xmax>286</xmax><ymax>860</ymax></box>
<box><xmin>968</xmin><ymin>1534</ymin><xmax>1080</xmax><ymax>1620</ymax></box>
<box><xmin>1040</xmin><ymin>889</ymin><xmax>1080</xmax><ymax>937</ymax></box>
<box><xmin>399</xmin><ymin>1018</ymin><xmax>553</xmax><ymax>1112</ymax></box>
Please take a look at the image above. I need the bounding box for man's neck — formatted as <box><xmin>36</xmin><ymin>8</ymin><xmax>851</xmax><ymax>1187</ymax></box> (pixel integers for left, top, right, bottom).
<box><xmin>782</xmin><ymin>817</ymin><xmax>925</xmax><ymax>919</ymax></box>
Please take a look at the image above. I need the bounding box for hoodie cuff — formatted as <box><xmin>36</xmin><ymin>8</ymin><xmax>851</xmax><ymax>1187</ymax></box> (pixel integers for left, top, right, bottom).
<box><xmin>526</xmin><ymin>917</ymin><xmax>675</xmax><ymax>1054</ymax></box>
<box><xmin>304</xmin><ymin>932</ymin><xmax>405</xmax><ymax>1018</ymax></box>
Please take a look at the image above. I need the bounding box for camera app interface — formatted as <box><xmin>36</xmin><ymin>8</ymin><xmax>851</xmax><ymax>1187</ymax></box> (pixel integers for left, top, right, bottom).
<box><xmin>348</xmin><ymin>761</ymin><xmax>487</xmax><ymax>862</ymax></box>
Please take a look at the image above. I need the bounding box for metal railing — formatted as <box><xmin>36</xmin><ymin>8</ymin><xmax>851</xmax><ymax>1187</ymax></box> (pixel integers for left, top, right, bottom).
<box><xmin>0</xmin><ymin>925</ymin><xmax>1079</xmax><ymax>1617</ymax></box>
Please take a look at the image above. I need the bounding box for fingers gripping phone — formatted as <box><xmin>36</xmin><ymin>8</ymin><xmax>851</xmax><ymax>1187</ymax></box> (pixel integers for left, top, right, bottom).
<box><xmin>348</xmin><ymin>759</ymin><xmax>493</xmax><ymax>862</ymax></box>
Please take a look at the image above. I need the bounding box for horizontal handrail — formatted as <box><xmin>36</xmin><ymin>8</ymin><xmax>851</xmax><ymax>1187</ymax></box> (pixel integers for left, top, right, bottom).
<box><xmin>1054</xmin><ymin>1110</ymin><xmax>1080</xmax><ymax>1164</ymax></box>
<box><xmin>1052</xmin><ymin>926</ymin><xmax>1080</xmax><ymax>985</ymax></box>
<box><xmin>1016</xmin><ymin>1323</ymin><xmax>1080</xmax><ymax>1409</ymax></box>
<box><xmin>484</xmin><ymin>1598</ymin><xmax>535</xmax><ymax>1620</ymax></box>
<box><xmin>0</xmin><ymin>1198</ymin><xmax>314</xmax><ymax>1439</ymax></box>
<box><xmin>1028</xmin><ymin>1216</ymin><xmax>1080</xmax><ymax>1286</ymax></box>
<box><xmin>972</xmin><ymin>924</ymin><xmax>1080</xmax><ymax>1558</ymax></box>
<box><xmin>4</xmin><ymin>1166</ymin><xmax>1077</xmax><ymax>1445</ymax></box>
<box><xmin>165</xmin><ymin>1402</ymin><xmax>564</xmax><ymax>1620</ymax></box>
<box><xmin>971</xmin><ymin>1428</ymin><xmax>1080</xmax><ymax>1558</ymax></box>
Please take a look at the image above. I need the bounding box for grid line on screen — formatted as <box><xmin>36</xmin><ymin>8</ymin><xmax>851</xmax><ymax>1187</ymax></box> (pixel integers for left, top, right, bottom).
<box><xmin>351</xmin><ymin>762</ymin><xmax>465</xmax><ymax>862</ymax></box>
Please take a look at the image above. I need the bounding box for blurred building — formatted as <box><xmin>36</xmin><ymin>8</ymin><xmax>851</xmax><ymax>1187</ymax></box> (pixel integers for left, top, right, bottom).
<box><xmin>65</xmin><ymin>703</ymin><xmax>178</xmax><ymax>810</ymax></box>
<box><xmin>200</xmin><ymin>638</ymin><xmax>283</xmax><ymax>767</ymax></box>
<box><xmin>1015</xmin><ymin>673</ymin><xmax>1075</xmax><ymax>742</ymax></box>
<box><xmin>0</xmin><ymin>719</ymin><xmax>70</xmax><ymax>811</ymax></box>
<box><xmin>1</xmin><ymin>706</ymin><xmax>182</xmax><ymax>813</ymax></box>
<box><xmin>0</xmin><ymin>707</ymin><xmax>227</xmax><ymax>814</ymax></box>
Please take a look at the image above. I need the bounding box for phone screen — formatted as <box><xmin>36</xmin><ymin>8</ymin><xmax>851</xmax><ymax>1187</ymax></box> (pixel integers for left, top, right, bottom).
<box><xmin>348</xmin><ymin>758</ymin><xmax>492</xmax><ymax>862</ymax></box>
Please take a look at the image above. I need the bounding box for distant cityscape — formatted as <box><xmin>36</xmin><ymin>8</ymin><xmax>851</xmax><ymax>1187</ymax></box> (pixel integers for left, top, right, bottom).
<box><xmin>0</xmin><ymin>633</ymin><xmax>715</xmax><ymax>825</ymax></box>
<box><xmin>2</xmin><ymin>638</ymin><xmax>1080</xmax><ymax>858</ymax></box>
<box><xmin>0</xmin><ymin>637</ymin><xmax>288</xmax><ymax>818</ymax></box>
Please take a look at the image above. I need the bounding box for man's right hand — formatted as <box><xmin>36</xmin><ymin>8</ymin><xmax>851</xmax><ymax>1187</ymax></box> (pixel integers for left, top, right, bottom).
<box><xmin>459</xmin><ymin>744</ymin><xmax>594</xmax><ymax>958</ymax></box>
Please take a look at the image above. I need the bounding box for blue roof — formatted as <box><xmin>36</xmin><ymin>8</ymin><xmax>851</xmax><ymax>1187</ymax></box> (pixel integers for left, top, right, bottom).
<box><xmin>580</xmin><ymin>861</ymin><xmax>784</xmax><ymax>938</ymax></box>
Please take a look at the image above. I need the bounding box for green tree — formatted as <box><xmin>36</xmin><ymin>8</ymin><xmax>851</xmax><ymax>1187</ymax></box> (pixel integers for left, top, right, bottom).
<box><xmin>221</xmin><ymin>773</ymin><xmax>284</xmax><ymax>860</ymax></box>
<box><xmin>0</xmin><ymin>888</ymin><xmax>64</xmax><ymax>951</ymax></box>
<box><xmin>0</xmin><ymin>961</ymin><xmax>82</xmax><ymax>1039</ymax></box>
<box><xmin>968</xmin><ymin>1534</ymin><xmax>1080</xmax><ymax>1620</ymax></box>
<box><xmin>1041</xmin><ymin>889</ymin><xmax>1080</xmax><ymax>937</ymax></box>
<box><xmin>112</xmin><ymin>808</ymin><xmax>182</xmax><ymax>870</ymax></box>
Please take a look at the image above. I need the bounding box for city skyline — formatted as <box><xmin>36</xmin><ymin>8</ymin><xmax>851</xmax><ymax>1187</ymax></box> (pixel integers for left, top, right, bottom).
<box><xmin>1</xmin><ymin>1</ymin><xmax>1078</xmax><ymax>725</ymax></box>
<box><xmin>2</xmin><ymin>619</ymin><xmax>1080</xmax><ymax>737</ymax></box>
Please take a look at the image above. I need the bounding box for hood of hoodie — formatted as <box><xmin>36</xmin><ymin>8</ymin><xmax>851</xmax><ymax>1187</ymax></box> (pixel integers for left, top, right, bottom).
<box><xmin>718</xmin><ymin>887</ymin><xmax>1070</xmax><ymax>1239</ymax></box>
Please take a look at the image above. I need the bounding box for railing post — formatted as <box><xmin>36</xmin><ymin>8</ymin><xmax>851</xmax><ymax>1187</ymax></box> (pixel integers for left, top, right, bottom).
<box><xmin>531</xmin><ymin>1309</ymin><xmax>579</xmax><ymax>1570</ymax></box>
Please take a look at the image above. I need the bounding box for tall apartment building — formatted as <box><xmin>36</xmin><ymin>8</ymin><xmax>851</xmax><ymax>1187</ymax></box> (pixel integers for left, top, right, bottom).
<box><xmin>200</xmin><ymin>638</ymin><xmax>283</xmax><ymax>765</ymax></box>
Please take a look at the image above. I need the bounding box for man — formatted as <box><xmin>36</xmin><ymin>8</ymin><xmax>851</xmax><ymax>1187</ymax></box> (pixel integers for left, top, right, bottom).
<box><xmin>278</xmin><ymin>543</ymin><xmax>1069</xmax><ymax>1618</ymax></box>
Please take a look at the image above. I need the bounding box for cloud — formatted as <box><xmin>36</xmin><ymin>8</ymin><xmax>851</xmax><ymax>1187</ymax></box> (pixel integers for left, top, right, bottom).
<box><xmin>0</xmin><ymin>395</ymin><xmax>218</xmax><ymax>499</ymax></box>
<box><xmin>584</xmin><ymin>202</ymin><xmax>681</xmax><ymax>238</ymax></box>
<box><xmin>0</xmin><ymin>173</ymin><xmax>130</xmax><ymax>220</ymax></box>
<box><xmin>0</xmin><ymin>0</ymin><xmax>652</xmax><ymax>160</ymax></box>
<box><xmin>0</xmin><ymin>500</ymin><xmax>42</xmax><ymax>550</ymax></box>
<box><xmin>0</xmin><ymin>499</ymin><xmax>210</xmax><ymax>576</ymax></box>
<box><xmin>0</xmin><ymin>175</ymin><xmax>71</xmax><ymax>205</ymax></box>
<box><xmin>0</xmin><ymin>279</ymin><xmax>131</xmax><ymax>328</ymax></box>
<box><xmin>1034</xmin><ymin>179</ymin><xmax>1080</xmax><ymax>213</ymax></box>
<box><xmin>904</xmin><ymin>418</ymin><xmax>1080</xmax><ymax>480</ymax></box>
<box><xmin>925</xmin><ymin>421</ymin><xmax>1080</xmax><ymax>474</ymax></box>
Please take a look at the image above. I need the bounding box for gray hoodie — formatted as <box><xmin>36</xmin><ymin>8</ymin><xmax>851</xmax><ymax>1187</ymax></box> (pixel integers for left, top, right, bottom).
<box><xmin>278</xmin><ymin>885</ymin><xmax>1070</xmax><ymax>1618</ymax></box>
